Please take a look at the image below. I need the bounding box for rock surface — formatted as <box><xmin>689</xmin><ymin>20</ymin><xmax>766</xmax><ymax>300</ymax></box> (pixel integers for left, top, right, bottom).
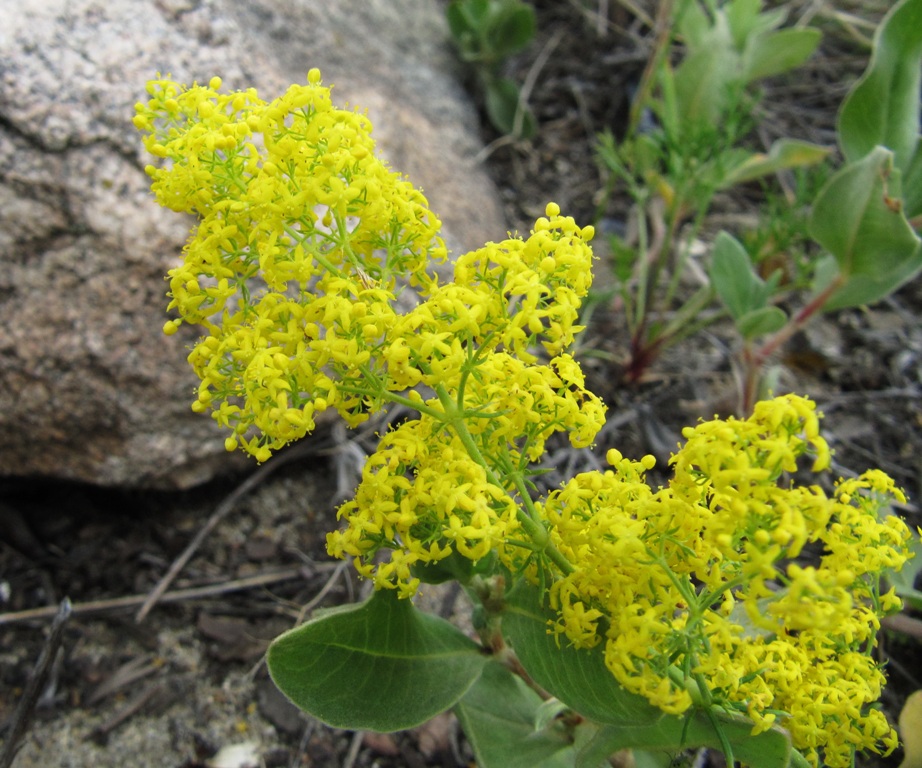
<box><xmin>0</xmin><ymin>0</ymin><xmax>505</xmax><ymax>489</ymax></box>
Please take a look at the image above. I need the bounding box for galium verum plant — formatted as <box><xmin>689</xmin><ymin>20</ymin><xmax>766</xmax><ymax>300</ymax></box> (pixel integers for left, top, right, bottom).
<box><xmin>135</xmin><ymin>69</ymin><xmax>915</xmax><ymax>768</ymax></box>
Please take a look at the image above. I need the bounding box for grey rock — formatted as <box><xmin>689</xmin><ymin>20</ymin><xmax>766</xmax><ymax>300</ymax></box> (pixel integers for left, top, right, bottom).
<box><xmin>0</xmin><ymin>0</ymin><xmax>505</xmax><ymax>489</ymax></box>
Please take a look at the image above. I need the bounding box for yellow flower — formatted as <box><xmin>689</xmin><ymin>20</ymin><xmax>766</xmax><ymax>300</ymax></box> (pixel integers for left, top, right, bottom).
<box><xmin>541</xmin><ymin>396</ymin><xmax>911</xmax><ymax>766</ymax></box>
<box><xmin>141</xmin><ymin>72</ymin><xmax>911</xmax><ymax>767</ymax></box>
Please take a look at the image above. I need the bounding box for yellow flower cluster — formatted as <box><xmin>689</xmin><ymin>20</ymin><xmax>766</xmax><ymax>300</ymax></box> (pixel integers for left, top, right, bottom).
<box><xmin>542</xmin><ymin>394</ymin><xmax>912</xmax><ymax>767</ymax></box>
<box><xmin>327</xmin><ymin>347</ymin><xmax>606</xmax><ymax>597</ymax></box>
<box><xmin>135</xmin><ymin>72</ymin><xmax>598</xmax><ymax>461</ymax></box>
<box><xmin>327</xmin><ymin>415</ymin><xmax>521</xmax><ymax>597</ymax></box>
<box><xmin>139</xmin><ymin>72</ymin><xmax>913</xmax><ymax>768</ymax></box>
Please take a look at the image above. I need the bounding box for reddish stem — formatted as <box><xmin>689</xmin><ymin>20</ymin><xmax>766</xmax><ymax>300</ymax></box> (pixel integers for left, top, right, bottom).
<box><xmin>740</xmin><ymin>275</ymin><xmax>845</xmax><ymax>412</ymax></box>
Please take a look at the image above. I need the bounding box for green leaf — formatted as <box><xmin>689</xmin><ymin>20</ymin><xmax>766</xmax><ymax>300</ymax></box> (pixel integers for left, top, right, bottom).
<box><xmin>446</xmin><ymin>1</ymin><xmax>476</xmax><ymax>40</ymax></box>
<box><xmin>455</xmin><ymin>660</ymin><xmax>581</xmax><ymax>768</ymax></box>
<box><xmin>673</xmin><ymin>44</ymin><xmax>741</xmax><ymax>128</ymax></box>
<box><xmin>575</xmin><ymin>717</ymin><xmax>792</xmax><ymax>768</ymax></box>
<box><xmin>413</xmin><ymin>549</ymin><xmax>496</xmax><ymax>585</ymax></box>
<box><xmin>838</xmin><ymin>0</ymin><xmax>922</xmax><ymax>173</ymax></box>
<box><xmin>903</xmin><ymin>144</ymin><xmax>922</xmax><ymax>220</ymax></box>
<box><xmin>724</xmin><ymin>0</ymin><xmax>767</xmax><ymax>49</ymax></box>
<box><xmin>723</xmin><ymin>0</ymin><xmax>790</xmax><ymax>49</ymax></box>
<box><xmin>737</xmin><ymin>305</ymin><xmax>788</xmax><ymax>339</ymax></box>
<box><xmin>809</xmin><ymin>146</ymin><xmax>922</xmax><ymax>310</ymax></box>
<box><xmin>486</xmin><ymin>2</ymin><xmax>536</xmax><ymax>58</ymax></box>
<box><xmin>484</xmin><ymin>77</ymin><xmax>536</xmax><ymax>138</ymax></box>
<box><xmin>503</xmin><ymin>582</ymin><xmax>665</xmax><ymax>727</ymax></box>
<box><xmin>743</xmin><ymin>27</ymin><xmax>821</xmax><ymax>82</ymax></box>
<box><xmin>447</xmin><ymin>0</ymin><xmax>491</xmax><ymax>59</ymax></box>
<box><xmin>676</xmin><ymin>0</ymin><xmax>710</xmax><ymax>49</ymax></box>
<box><xmin>809</xmin><ymin>252</ymin><xmax>839</xmax><ymax>298</ymax></box>
<box><xmin>720</xmin><ymin>138</ymin><xmax>830</xmax><ymax>187</ymax></box>
<box><xmin>502</xmin><ymin>582</ymin><xmax>794</xmax><ymax>768</ymax></box>
<box><xmin>535</xmin><ymin>698</ymin><xmax>571</xmax><ymax>732</ymax></box>
<box><xmin>631</xmin><ymin>750</ymin><xmax>679</xmax><ymax>768</ymax></box>
<box><xmin>267</xmin><ymin>589</ymin><xmax>487</xmax><ymax>732</ymax></box>
<box><xmin>573</xmin><ymin>725</ymin><xmax>627</xmax><ymax>768</ymax></box>
<box><xmin>710</xmin><ymin>231</ymin><xmax>768</xmax><ymax>320</ymax></box>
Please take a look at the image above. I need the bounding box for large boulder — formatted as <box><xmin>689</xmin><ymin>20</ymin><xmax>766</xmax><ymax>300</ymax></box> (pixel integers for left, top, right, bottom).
<box><xmin>0</xmin><ymin>0</ymin><xmax>506</xmax><ymax>489</ymax></box>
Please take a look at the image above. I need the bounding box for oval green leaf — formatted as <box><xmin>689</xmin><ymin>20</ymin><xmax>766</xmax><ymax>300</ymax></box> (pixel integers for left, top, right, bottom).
<box><xmin>743</xmin><ymin>27</ymin><xmax>821</xmax><ymax>83</ymax></box>
<box><xmin>710</xmin><ymin>231</ymin><xmax>767</xmax><ymax>321</ymax></box>
<box><xmin>455</xmin><ymin>660</ymin><xmax>579</xmax><ymax>768</ymax></box>
<box><xmin>268</xmin><ymin>589</ymin><xmax>487</xmax><ymax>732</ymax></box>
<box><xmin>673</xmin><ymin>46</ymin><xmax>741</xmax><ymax>128</ymax></box>
<box><xmin>486</xmin><ymin>3</ymin><xmax>536</xmax><ymax>58</ymax></box>
<box><xmin>485</xmin><ymin>77</ymin><xmax>536</xmax><ymax>138</ymax></box>
<box><xmin>809</xmin><ymin>146</ymin><xmax>922</xmax><ymax>309</ymax></box>
<box><xmin>838</xmin><ymin>0</ymin><xmax>922</xmax><ymax>172</ymax></box>
<box><xmin>503</xmin><ymin>581</ymin><xmax>664</xmax><ymax>726</ymax></box>
<box><xmin>738</xmin><ymin>306</ymin><xmax>788</xmax><ymax>339</ymax></box>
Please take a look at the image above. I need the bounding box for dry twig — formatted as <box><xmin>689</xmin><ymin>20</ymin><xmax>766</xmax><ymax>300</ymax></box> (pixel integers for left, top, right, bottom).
<box><xmin>0</xmin><ymin>567</ymin><xmax>325</xmax><ymax>627</ymax></box>
<box><xmin>135</xmin><ymin>440</ymin><xmax>322</xmax><ymax>623</ymax></box>
<box><xmin>0</xmin><ymin>598</ymin><xmax>72</xmax><ymax>768</ymax></box>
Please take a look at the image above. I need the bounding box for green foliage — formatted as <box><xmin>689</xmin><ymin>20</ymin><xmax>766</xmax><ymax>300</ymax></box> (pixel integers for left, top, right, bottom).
<box><xmin>447</xmin><ymin>0</ymin><xmax>535</xmax><ymax>64</ymax></box>
<box><xmin>718</xmin><ymin>0</ymin><xmax>922</xmax><ymax>327</ymax></box>
<box><xmin>810</xmin><ymin>0</ymin><xmax>922</xmax><ymax>309</ymax></box>
<box><xmin>502</xmin><ymin>582</ymin><xmax>795</xmax><ymax>768</ymax></box>
<box><xmin>710</xmin><ymin>232</ymin><xmax>786</xmax><ymax>339</ymax></box>
<box><xmin>446</xmin><ymin>0</ymin><xmax>537</xmax><ymax>137</ymax></box>
<box><xmin>668</xmin><ymin>0</ymin><xmax>820</xmax><ymax>131</ymax></box>
<box><xmin>455</xmin><ymin>661</ymin><xmax>583</xmax><ymax>768</ymax></box>
<box><xmin>719</xmin><ymin>138</ymin><xmax>830</xmax><ymax>188</ymax></box>
<box><xmin>596</xmin><ymin>0</ymin><xmax>826</xmax><ymax>384</ymax></box>
<box><xmin>809</xmin><ymin>146</ymin><xmax>922</xmax><ymax>310</ymax></box>
<box><xmin>597</xmin><ymin>0</ymin><xmax>922</xmax><ymax>408</ymax></box>
<box><xmin>413</xmin><ymin>548</ymin><xmax>498</xmax><ymax>585</ymax></box>
<box><xmin>502</xmin><ymin>582</ymin><xmax>665</xmax><ymax>728</ymax></box>
<box><xmin>737</xmin><ymin>164</ymin><xmax>831</xmax><ymax>288</ymax></box>
<box><xmin>837</xmin><ymin>0</ymin><xmax>922</xmax><ymax>180</ymax></box>
<box><xmin>268</xmin><ymin>589</ymin><xmax>486</xmax><ymax>731</ymax></box>
<box><xmin>269</xmin><ymin>576</ymin><xmax>811</xmax><ymax>767</ymax></box>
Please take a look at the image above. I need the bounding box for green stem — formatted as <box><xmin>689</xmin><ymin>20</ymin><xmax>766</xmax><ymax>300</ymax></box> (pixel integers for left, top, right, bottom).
<box><xmin>682</xmin><ymin>653</ymin><xmax>736</xmax><ymax>767</ymax></box>
<box><xmin>705</xmin><ymin>704</ymin><xmax>735</xmax><ymax>767</ymax></box>
<box><xmin>633</xmin><ymin>202</ymin><xmax>653</xmax><ymax>338</ymax></box>
<box><xmin>286</xmin><ymin>224</ymin><xmax>344</xmax><ymax>279</ymax></box>
<box><xmin>335</xmin><ymin>211</ymin><xmax>368</xmax><ymax>278</ymax></box>
<box><xmin>432</xmin><ymin>382</ymin><xmax>575</xmax><ymax>576</ymax></box>
<box><xmin>753</xmin><ymin>274</ymin><xmax>845</xmax><ymax>364</ymax></box>
<box><xmin>377</xmin><ymin>389</ymin><xmax>445</xmax><ymax>420</ymax></box>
